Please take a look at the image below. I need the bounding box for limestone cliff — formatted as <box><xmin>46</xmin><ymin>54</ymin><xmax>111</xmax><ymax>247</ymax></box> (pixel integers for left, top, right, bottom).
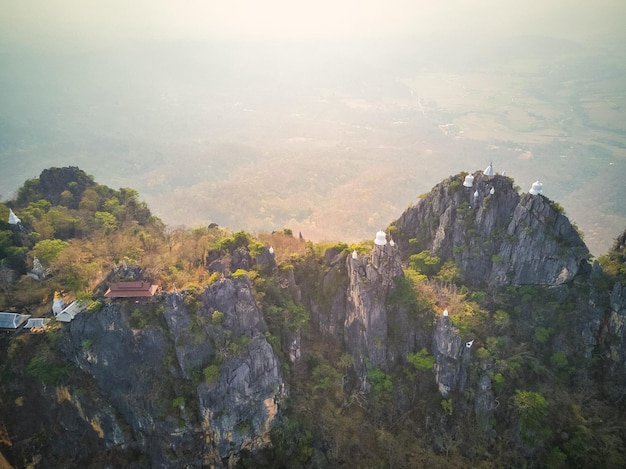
<box><xmin>3</xmin><ymin>168</ymin><xmax>626</xmax><ymax>468</ymax></box>
<box><xmin>344</xmin><ymin>242</ymin><xmax>403</xmax><ymax>383</ymax></box>
<box><xmin>392</xmin><ymin>172</ymin><xmax>590</xmax><ymax>287</ymax></box>
<box><xmin>60</xmin><ymin>277</ymin><xmax>283</xmax><ymax>467</ymax></box>
<box><xmin>432</xmin><ymin>316</ymin><xmax>470</xmax><ymax>398</ymax></box>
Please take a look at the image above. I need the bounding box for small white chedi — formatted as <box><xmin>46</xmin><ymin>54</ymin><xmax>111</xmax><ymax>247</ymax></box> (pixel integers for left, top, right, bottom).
<box><xmin>374</xmin><ymin>230</ymin><xmax>387</xmax><ymax>246</ymax></box>
<box><xmin>8</xmin><ymin>209</ymin><xmax>21</xmax><ymax>225</ymax></box>
<box><xmin>529</xmin><ymin>180</ymin><xmax>543</xmax><ymax>195</ymax></box>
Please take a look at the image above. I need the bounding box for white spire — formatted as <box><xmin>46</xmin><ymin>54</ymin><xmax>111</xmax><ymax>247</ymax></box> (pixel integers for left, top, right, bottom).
<box><xmin>8</xmin><ymin>209</ymin><xmax>20</xmax><ymax>225</ymax></box>
<box><xmin>484</xmin><ymin>162</ymin><xmax>494</xmax><ymax>178</ymax></box>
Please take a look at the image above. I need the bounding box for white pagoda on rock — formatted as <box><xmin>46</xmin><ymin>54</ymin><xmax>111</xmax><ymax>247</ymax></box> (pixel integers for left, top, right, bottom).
<box><xmin>374</xmin><ymin>230</ymin><xmax>387</xmax><ymax>246</ymax></box>
<box><xmin>529</xmin><ymin>180</ymin><xmax>543</xmax><ymax>196</ymax></box>
<box><xmin>483</xmin><ymin>162</ymin><xmax>495</xmax><ymax>178</ymax></box>
<box><xmin>8</xmin><ymin>209</ymin><xmax>21</xmax><ymax>225</ymax></box>
<box><xmin>52</xmin><ymin>291</ymin><xmax>65</xmax><ymax>316</ymax></box>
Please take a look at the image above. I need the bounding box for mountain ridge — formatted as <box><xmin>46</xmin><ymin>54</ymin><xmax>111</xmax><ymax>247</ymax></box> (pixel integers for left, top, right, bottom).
<box><xmin>1</xmin><ymin>166</ymin><xmax>626</xmax><ymax>468</ymax></box>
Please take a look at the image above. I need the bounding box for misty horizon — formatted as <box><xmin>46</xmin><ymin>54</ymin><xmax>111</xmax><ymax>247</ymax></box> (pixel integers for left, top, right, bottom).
<box><xmin>2</xmin><ymin>2</ymin><xmax>626</xmax><ymax>255</ymax></box>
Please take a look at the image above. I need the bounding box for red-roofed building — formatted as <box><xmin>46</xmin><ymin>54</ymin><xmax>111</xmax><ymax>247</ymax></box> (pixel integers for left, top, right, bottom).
<box><xmin>104</xmin><ymin>281</ymin><xmax>159</xmax><ymax>299</ymax></box>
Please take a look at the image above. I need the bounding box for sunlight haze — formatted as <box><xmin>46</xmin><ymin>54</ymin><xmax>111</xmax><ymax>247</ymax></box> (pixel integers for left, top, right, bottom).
<box><xmin>1</xmin><ymin>1</ymin><xmax>626</xmax><ymax>255</ymax></box>
<box><xmin>2</xmin><ymin>0</ymin><xmax>623</xmax><ymax>44</ymax></box>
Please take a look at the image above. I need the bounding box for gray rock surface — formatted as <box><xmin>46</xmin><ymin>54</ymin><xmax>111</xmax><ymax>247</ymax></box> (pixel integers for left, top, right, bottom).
<box><xmin>393</xmin><ymin>172</ymin><xmax>589</xmax><ymax>287</ymax></box>
<box><xmin>62</xmin><ymin>276</ymin><xmax>282</xmax><ymax>467</ymax></box>
<box><xmin>344</xmin><ymin>243</ymin><xmax>403</xmax><ymax>384</ymax></box>
<box><xmin>432</xmin><ymin>316</ymin><xmax>470</xmax><ymax>398</ymax></box>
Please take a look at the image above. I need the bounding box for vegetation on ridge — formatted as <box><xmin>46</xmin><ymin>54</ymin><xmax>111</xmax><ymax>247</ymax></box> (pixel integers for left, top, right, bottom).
<box><xmin>1</xmin><ymin>167</ymin><xmax>626</xmax><ymax>468</ymax></box>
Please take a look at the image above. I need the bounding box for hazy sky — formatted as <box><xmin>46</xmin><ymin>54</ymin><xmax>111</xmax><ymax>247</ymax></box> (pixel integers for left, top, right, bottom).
<box><xmin>2</xmin><ymin>0</ymin><xmax>624</xmax><ymax>48</ymax></box>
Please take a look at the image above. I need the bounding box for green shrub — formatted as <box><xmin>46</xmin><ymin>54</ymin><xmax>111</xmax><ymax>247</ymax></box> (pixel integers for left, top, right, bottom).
<box><xmin>407</xmin><ymin>348</ymin><xmax>435</xmax><ymax>371</ymax></box>
<box><xmin>512</xmin><ymin>390</ymin><xmax>549</xmax><ymax>443</ymax></box>
<box><xmin>203</xmin><ymin>364</ymin><xmax>220</xmax><ymax>384</ymax></box>
<box><xmin>550</xmin><ymin>351</ymin><xmax>569</xmax><ymax>369</ymax></box>
<box><xmin>476</xmin><ymin>347</ymin><xmax>490</xmax><ymax>361</ymax></box>
<box><xmin>128</xmin><ymin>308</ymin><xmax>148</xmax><ymax>329</ymax></box>
<box><xmin>491</xmin><ymin>254</ymin><xmax>503</xmax><ymax>264</ymax></box>
<box><xmin>409</xmin><ymin>250</ymin><xmax>441</xmax><ymax>276</ymax></box>
<box><xmin>436</xmin><ymin>261</ymin><xmax>461</xmax><ymax>283</ymax></box>
<box><xmin>231</xmin><ymin>269</ymin><xmax>249</xmax><ymax>279</ymax></box>
<box><xmin>368</xmin><ymin>368</ymin><xmax>393</xmax><ymax>395</ymax></box>
<box><xmin>534</xmin><ymin>326</ymin><xmax>552</xmax><ymax>344</ymax></box>
<box><xmin>86</xmin><ymin>300</ymin><xmax>102</xmax><ymax>312</ymax></box>
<box><xmin>27</xmin><ymin>355</ymin><xmax>70</xmax><ymax>385</ymax></box>
<box><xmin>211</xmin><ymin>310</ymin><xmax>225</xmax><ymax>326</ymax></box>
<box><xmin>492</xmin><ymin>372</ymin><xmax>505</xmax><ymax>393</ymax></box>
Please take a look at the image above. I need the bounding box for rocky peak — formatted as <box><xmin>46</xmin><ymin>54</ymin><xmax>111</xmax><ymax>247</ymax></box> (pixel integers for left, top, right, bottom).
<box><xmin>392</xmin><ymin>171</ymin><xmax>589</xmax><ymax>287</ymax></box>
<box><xmin>37</xmin><ymin>166</ymin><xmax>95</xmax><ymax>209</ymax></box>
<box><xmin>432</xmin><ymin>316</ymin><xmax>470</xmax><ymax>398</ymax></box>
<box><xmin>344</xmin><ymin>242</ymin><xmax>403</xmax><ymax>384</ymax></box>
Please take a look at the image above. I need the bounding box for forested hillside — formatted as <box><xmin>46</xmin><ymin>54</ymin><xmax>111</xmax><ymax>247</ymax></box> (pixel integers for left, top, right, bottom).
<box><xmin>1</xmin><ymin>167</ymin><xmax>625</xmax><ymax>468</ymax></box>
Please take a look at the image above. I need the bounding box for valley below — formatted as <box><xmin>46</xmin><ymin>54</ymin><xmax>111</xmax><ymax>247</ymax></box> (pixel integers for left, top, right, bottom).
<box><xmin>1</xmin><ymin>35</ymin><xmax>625</xmax><ymax>255</ymax></box>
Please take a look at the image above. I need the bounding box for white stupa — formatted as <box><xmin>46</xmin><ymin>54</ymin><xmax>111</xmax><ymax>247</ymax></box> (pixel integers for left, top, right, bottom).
<box><xmin>473</xmin><ymin>189</ymin><xmax>479</xmax><ymax>199</ymax></box>
<box><xmin>529</xmin><ymin>180</ymin><xmax>543</xmax><ymax>195</ymax></box>
<box><xmin>352</xmin><ymin>249</ymin><xmax>358</xmax><ymax>260</ymax></box>
<box><xmin>52</xmin><ymin>291</ymin><xmax>65</xmax><ymax>316</ymax></box>
<box><xmin>8</xmin><ymin>209</ymin><xmax>20</xmax><ymax>225</ymax></box>
<box><xmin>490</xmin><ymin>187</ymin><xmax>495</xmax><ymax>195</ymax></box>
<box><xmin>466</xmin><ymin>340</ymin><xmax>474</xmax><ymax>348</ymax></box>
<box><xmin>389</xmin><ymin>239</ymin><xmax>395</xmax><ymax>247</ymax></box>
<box><xmin>443</xmin><ymin>308</ymin><xmax>449</xmax><ymax>317</ymax></box>
<box><xmin>483</xmin><ymin>162</ymin><xmax>495</xmax><ymax>178</ymax></box>
<box><xmin>374</xmin><ymin>230</ymin><xmax>387</xmax><ymax>246</ymax></box>
<box><xmin>269</xmin><ymin>246</ymin><xmax>274</xmax><ymax>255</ymax></box>
<box><xmin>463</xmin><ymin>174</ymin><xmax>474</xmax><ymax>188</ymax></box>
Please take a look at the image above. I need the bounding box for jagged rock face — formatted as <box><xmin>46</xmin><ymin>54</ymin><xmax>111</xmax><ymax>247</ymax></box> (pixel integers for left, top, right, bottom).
<box><xmin>63</xmin><ymin>277</ymin><xmax>283</xmax><ymax>467</ymax></box>
<box><xmin>255</xmin><ymin>247</ymin><xmax>277</xmax><ymax>275</ymax></box>
<box><xmin>194</xmin><ymin>278</ymin><xmax>282</xmax><ymax>459</ymax></box>
<box><xmin>432</xmin><ymin>317</ymin><xmax>470</xmax><ymax>398</ymax></box>
<box><xmin>162</xmin><ymin>293</ymin><xmax>215</xmax><ymax>379</ymax></box>
<box><xmin>393</xmin><ymin>172</ymin><xmax>589</xmax><ymax>287</ymax></box>
<box><xmin>604</xmin><ymin>282</ymin><xmax>626</xmax><ymax>376</ymax></box>
<box><xmin>201</xmin><ymin>277</ymin><xmax>268</xmax><ymax>335</ymax></box>
<box><xmin>344</xmin><ymin>244</ymin><xmax>403</xmax><ymax>380</ymax></box>
<box><xmin>474</xmin><ymin>372</ymin><xmax>496</xmax><ymax>438</ymax></box>
<box><xmin>231</xmin><ymin>247</ymin><xmax>253</xmax><ymax>271</ymax></box>
<box><xmin>198</xmin><ymin>335</ymin><xmax>282</xmax><ymax>458</ymax></box>
<box><xmin>301</xmin><ymin>251</ymin><xmax>347</xmax><ymax>337</ymax></box>
<box><xmin>208</xmin><ymin>247</ymin><xmax>276</xmax><ymax>277</ymax></box>
<box><xmin>65</xmin><ymin>303</ymin><xmax>197</xmax><ymax>466</ymax></box>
